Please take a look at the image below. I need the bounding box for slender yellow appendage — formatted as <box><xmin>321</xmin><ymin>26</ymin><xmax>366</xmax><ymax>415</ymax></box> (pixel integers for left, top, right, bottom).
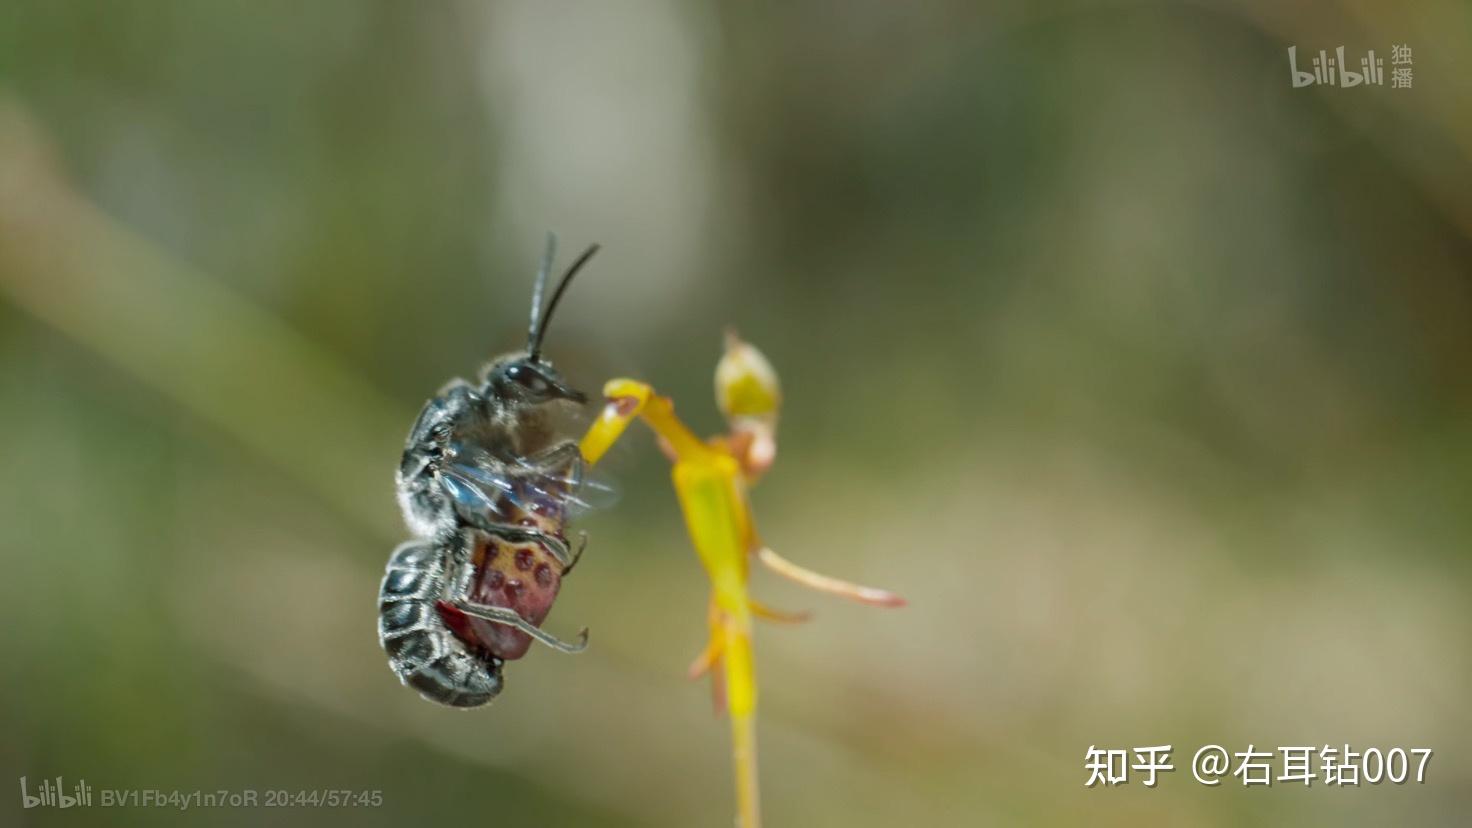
<box><xmin>748</xmin><ymin>598</ymin><xmax>811</xmax><ymax>624</ymax></box>
<box><xmin>694</xmin><ymin>592</ymin><xmax>730</xmax><ymax>677</ymax></box>
<box><xmin>726</xmin><ymin>629</ymin><xmax>760</xmax><ymax>828</ymax></box>
<box><xmin>757</xmin><ymin>546</ymin><xmax>908</xmax><ymax>608</ymax></box>
<box><xmin>686</xmin><ymin>629</ymin><xmax>723</xmax><ymax>680</ymax></box>
<box><xmin>576</xmin><ymin>335</ymin><xmax>902</xmax><ymax>828</ymax></box>
<box><xmin>578</xmin><ymin>381</ymin><xmax>651</xmax><ymax>466</ymax></box>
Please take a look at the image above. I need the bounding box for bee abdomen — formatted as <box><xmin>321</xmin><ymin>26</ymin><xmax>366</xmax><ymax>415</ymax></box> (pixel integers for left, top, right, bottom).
<box><xmin>379</xmin><ymin>541</ymin><xmax>503</xmax><ymax>708</ymax></box>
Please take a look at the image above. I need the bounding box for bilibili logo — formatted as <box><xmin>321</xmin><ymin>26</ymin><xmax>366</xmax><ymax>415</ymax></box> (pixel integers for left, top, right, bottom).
<box><xmin>1288</xmin><ymin>45</ymin><xmax>1414</xmax><ymax>89</ymax></box>
<box><xmin>19</xmin><ymin>776</ymin><xmax>93</xmax><ymax>809</ymax></box>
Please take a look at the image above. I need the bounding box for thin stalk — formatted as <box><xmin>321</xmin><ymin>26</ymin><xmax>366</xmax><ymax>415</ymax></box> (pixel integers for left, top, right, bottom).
<box><xmin>723</xmin><ymin>618</ymin><xmax>760</xmax><ymax>828</ymax></box>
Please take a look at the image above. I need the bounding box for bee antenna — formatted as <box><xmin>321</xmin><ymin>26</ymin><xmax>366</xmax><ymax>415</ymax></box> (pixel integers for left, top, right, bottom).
<box><xmin>526</xmin><ymin>232</ymin><xmax>558</xmax><ymax>355</ymax></box>
<box><xmin>528</xmin><ymin>242</ymin><xmax>600</xmax><ymax>361</ymax></box>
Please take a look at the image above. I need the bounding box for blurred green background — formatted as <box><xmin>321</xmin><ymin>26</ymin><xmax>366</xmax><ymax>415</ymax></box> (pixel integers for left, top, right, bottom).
<box><xmin>2</xmin><ymin>2</ymin><xmax>1470</xmax><ymax>826</ymax></box>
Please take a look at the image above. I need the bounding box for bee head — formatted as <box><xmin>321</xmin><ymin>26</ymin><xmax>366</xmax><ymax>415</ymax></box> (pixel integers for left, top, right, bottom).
<box><xmin>484</xmin><ymin>234</ymin><xmax>599</xmax><ymax>406</ymax></box>
<box><xmin>485</xmin><ymin>353</ymin><xmax>587</xmax><ymax>405</ymax></box>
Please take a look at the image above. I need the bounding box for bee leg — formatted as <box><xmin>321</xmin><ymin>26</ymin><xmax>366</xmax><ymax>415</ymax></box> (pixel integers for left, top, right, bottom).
<box><xmin>451</xmin><ymin>601</ymin><xmax>590</xmax><ymax>654</ymax></box>
<box><xmin>561</xmin><ymin>531</ymin><xmax>588</xmax><ymax>576</ymax></box>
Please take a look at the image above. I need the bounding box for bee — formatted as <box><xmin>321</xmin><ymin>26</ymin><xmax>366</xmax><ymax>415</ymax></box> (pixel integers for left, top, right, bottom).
<box><xmin>379</xmin><ymin>236</ymin><xmax>603</xmax><ymax>707</ymax></box>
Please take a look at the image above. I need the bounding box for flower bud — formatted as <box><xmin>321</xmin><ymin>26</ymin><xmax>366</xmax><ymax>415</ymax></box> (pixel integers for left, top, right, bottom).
<box><xmin>715</xmin><ymin>329</ymin><xmax>781</xmax><ymax>420</ymax></box>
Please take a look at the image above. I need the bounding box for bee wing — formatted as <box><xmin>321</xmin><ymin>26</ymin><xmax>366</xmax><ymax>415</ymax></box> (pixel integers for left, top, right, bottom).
<box><xmin>511</xmin><ymin>453</ymin><xmax>620</xmax><ymax>519</ymax></box>
<box><xmin>444</xmin><ymin>441</ymin><xmax>619</xmax><ymax>523</ymax></box>
<box><xmin>441</xmin><ymin>459</ymin><xmax>516</xmax><ymax>519</ymax></box>
<box><xmin>531</xmin><ymin>462</ymin><xmax>620</xmax><ymax>519</ymax></box>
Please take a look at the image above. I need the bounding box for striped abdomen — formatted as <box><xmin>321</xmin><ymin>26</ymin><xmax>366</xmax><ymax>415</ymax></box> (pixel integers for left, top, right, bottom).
<box><xmin>378</xmin><ymin>540</ymin><xmax>503</xmax><ymax>708</ymax></box>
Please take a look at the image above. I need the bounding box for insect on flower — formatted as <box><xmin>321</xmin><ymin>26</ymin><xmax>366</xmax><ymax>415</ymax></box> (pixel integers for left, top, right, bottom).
<box><xmin>379</xmin><ymin>235</ymin><xmax>608</xmax><ymax>707</ymax></box>
<box><xmin>579</xmin><ymin>330</ymin><xmax>905</xmax><ymax>828</ymax></box>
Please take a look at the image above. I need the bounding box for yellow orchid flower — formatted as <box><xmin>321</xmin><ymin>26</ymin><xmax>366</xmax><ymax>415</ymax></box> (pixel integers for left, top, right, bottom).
<box><xmin>578</xmin><ymin>331</ymin><xmax>904</xmax><ymax>828</ymax></box>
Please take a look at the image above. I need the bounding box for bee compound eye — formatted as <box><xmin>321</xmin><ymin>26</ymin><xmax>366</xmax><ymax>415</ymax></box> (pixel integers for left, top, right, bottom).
<box><xmin>506</xmin><ymin>365</ymin><xmax>549</xmax><ymax>394</ymax></box>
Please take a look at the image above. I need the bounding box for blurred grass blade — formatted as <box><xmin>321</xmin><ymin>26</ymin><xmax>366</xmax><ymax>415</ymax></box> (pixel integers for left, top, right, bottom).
<box><xmin>0</xmin><ymin>97</ymin><xmax>404</xmax><ymax>539</ymax></box>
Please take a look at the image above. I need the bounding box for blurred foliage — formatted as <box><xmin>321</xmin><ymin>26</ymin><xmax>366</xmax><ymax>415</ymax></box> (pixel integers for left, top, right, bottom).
<box><xmin>1</xmin><ymin>2</ymin><xmax>1470</xmax><ymax>826</ymax></box>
